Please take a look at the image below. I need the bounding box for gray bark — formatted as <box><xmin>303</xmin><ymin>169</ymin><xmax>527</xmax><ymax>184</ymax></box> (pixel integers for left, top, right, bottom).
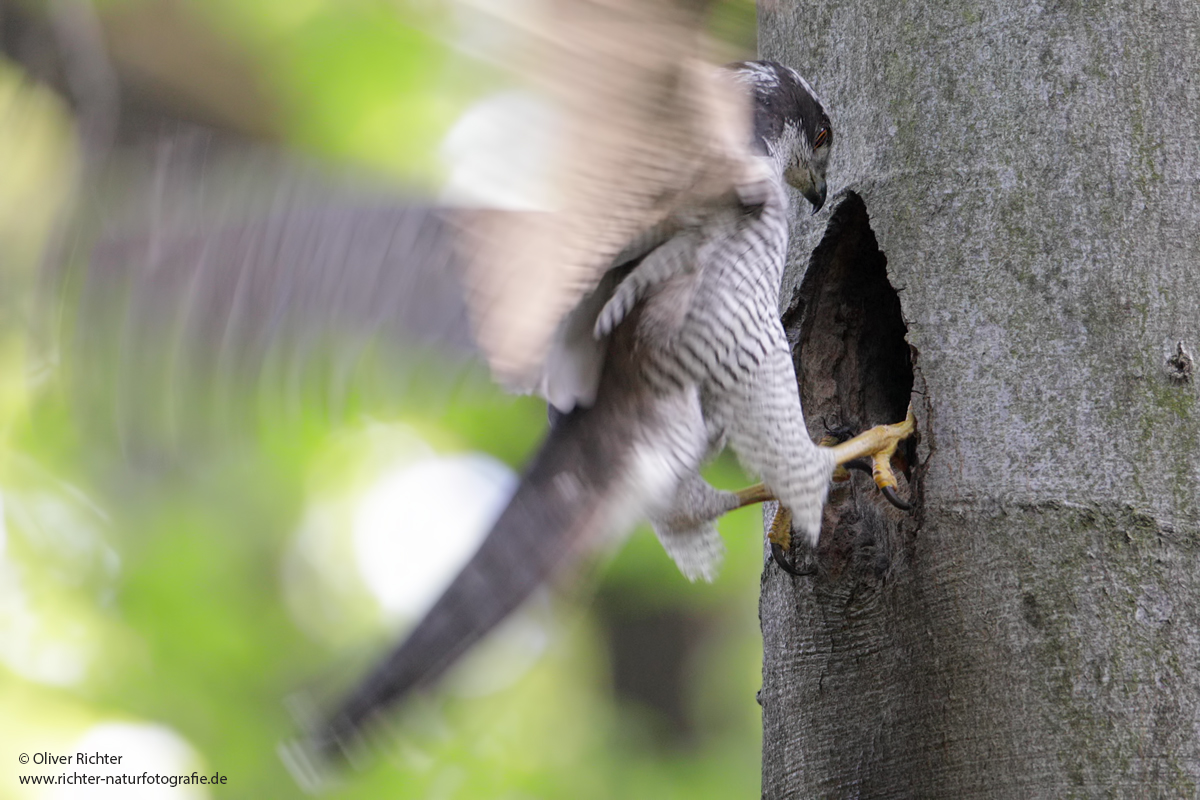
<box><xmin>759</xmin><ymin>1</ymin><xmax>1200</xmax><ymax>797</ymax></box>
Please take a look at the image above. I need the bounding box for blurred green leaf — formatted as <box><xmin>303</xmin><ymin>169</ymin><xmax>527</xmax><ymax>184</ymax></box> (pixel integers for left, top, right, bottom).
<box><xmin>1</xmin><ymin>4</ymin><xmax>770</xmax><ymax>796</ymax></box>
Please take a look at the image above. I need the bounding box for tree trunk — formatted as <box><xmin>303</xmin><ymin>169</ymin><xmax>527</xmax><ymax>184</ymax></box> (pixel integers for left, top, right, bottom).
<box><xmin>758</xmin><ymin>1</ymin><xmax>1200</xmax><ymax>797</ymax></box>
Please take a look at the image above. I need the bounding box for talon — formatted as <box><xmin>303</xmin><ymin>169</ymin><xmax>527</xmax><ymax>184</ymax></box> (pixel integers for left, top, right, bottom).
<box><xmin>870</xmin><ymin>445</ymin><xmax>913</xmax><ymax>509</ymax></box>
<box><xmin>771</xmin><ymin>541</ymin><xmax>814</xmax><ymax>576</ymax></box>
<box><xmin>826</xmin><ymin>403</ymin><xmax>918</xmax><ymax>510</ymax></box>
<box><xmin>880</xmin><ymin>485</ymin><xmax>912</xmax><ymax>511</ymax></box>
<box><xmin>766</xmin><ymin>505</ymin><xmax>814</xmax><ymax>576</ymax></box>
<box><xmin>733</xmin><ymin>485</ymin><xmax>816</xmax><ymax>574</ymax></box>
<box><xmin>839</xmin><ymin>453</ymin><xmax>913</xmax><ymax>507</ymax></box>
<box><xmin>833</xmin><ymin>456</ymin><xmax>870</xmax><ymax>483</ymax></box>
<box><xmin>841</xmin><ymin>457</ymin><xmax>872</xmax><ymax>474</ymax></box>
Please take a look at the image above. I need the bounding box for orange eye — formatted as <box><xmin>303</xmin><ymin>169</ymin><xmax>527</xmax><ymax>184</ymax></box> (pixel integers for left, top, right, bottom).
<box><xmin>814</xmin><ymin>128</ymin><xmax>830</xmax><ymax>148</ymax></box>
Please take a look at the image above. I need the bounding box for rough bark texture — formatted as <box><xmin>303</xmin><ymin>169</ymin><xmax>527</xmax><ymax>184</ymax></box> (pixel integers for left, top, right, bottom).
<box><xmin>759</xmin><ymin>1</ymin><xmax>1200</xmax><ymax>797</ymax></box>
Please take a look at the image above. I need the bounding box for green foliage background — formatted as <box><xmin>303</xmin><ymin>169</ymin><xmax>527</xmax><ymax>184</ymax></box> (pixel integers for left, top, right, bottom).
<box><xmin>0</xmin><ymin>1</ymin><xmax>765</xmax><ymax>797</ymax></box>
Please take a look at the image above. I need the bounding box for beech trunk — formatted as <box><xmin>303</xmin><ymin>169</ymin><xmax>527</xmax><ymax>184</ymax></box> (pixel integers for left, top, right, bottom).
<box><xmin>759</xmin><ymin>1</ymin><xmax>1200</xmax><ymax>796</ymax></box>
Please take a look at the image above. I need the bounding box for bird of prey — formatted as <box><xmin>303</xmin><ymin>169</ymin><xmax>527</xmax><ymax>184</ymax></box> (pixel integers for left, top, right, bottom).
<box><xmin>457</xmin><ymin>0</ymin><xmax>774</xmax><ymax>393</ymax></box>
<box><xmin>286</xmin><ymin>59</ymin><xmax>916</xmax><ymax>777</ymax></box>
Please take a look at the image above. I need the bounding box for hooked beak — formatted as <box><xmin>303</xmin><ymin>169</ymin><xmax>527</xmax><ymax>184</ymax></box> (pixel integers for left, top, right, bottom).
<box><xmin>784</xmin><ymin>161</ymin><xmax>828</xmax><ymax>215</ymax></box>
<box><xmin>803</xmin><ymin>181</ymin><xmax>827</xmax><ymax>215</ymax></box>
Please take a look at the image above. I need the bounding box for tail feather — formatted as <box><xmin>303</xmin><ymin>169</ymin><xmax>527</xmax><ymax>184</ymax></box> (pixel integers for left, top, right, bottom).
<box><xmin>304</xmin><ymin>399</ymin><xmax>633</xmax><ymax>764</ymax></box>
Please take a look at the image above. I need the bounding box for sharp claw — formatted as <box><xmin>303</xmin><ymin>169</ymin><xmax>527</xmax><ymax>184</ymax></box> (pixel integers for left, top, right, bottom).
<box><xmin>842</xmin><ymin>457</ymin><xmax>873</xmax><ymax>474</ymax></box>
<box><xmin>766</xmin><ymin>505</ymin><xmax>813</xmax><ymax>576</ymax></box>
<box><xmin>841</xmin><ymin>454</ymin><xmax>913</xmax><ymax>509</ymax></box>
<box><xmin>771</xmin><ymin>542</ymin><xmax>815</xmax><ymax>576</ymax></box>
<box><xmin>871</xmin><ymin>450</ymin><xmax>912</xmax><ymax>510</ymax></box>
<box><xmin>825</xmin><ymin>404</ymin><xmax>918</xmax><ymax>511</ymax></box>
<box><xmin>880</xmin><ymin>485</ymin><xmax>913</xmax><ymax>511</ymax></box>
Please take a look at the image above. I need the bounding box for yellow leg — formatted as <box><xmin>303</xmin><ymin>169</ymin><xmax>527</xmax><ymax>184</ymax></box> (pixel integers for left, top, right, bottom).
<box><xmin>767</xmin><ymin>504</ymin><xmax>792</xmax><ymax>550</ymax></box>
<box><xmin>766</xmin><ymin>504</ymin><xmax>812</xmax><ymax>575</ymax></box>
<box><xmin>826</xmin><ymin>404</ymin><xmax>916</xmax><ymax>493</ymax></box>
<box><xmin>732</xmin><ymin>405</ymin><xmax>917</xmax><ymax>573</ymax></box>
<box><xmin>734</xmin><ymin>483</ymin><xmax>774</xmax><ymax>508</ymax></box>
<box><xmin>816</xmin><ymin>433</ymin><xmax>853</xmax><ymax>482</ymax></box>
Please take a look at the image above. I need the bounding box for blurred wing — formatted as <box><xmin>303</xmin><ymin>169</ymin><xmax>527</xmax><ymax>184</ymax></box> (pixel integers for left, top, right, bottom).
<box><xmin>53</xmin><ymin>130</ymin><xmax>482</xmax><ymax>443</ymax></box>
<box><xmin>460</xmin><ymin>0</ymin><xmax>765</xmax><ymax>391</ymax></box>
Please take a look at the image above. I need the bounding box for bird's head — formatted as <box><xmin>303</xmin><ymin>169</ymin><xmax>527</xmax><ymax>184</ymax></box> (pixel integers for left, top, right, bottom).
<box><xmin>729</xmin><ymin>60</ymin><xmax>832</xmax><ymax>213</ymax></box>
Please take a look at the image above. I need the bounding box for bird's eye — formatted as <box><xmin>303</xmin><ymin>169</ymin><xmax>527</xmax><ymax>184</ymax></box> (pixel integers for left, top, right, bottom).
<box><xmin>814</xmin><ymin>128</ymin><xmax>830</xmax><ymax>148</ymax></box>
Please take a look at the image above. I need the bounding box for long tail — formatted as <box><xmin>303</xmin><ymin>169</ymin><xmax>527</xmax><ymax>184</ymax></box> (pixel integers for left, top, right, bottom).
<box><xmin>295</xmin><ymin>392</ymin><xmax>637</xmax><ymax>771</ymax></box>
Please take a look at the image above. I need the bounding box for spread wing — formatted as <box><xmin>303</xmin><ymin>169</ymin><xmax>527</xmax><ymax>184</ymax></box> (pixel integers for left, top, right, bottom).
<box><xmin>457</xmin><ymin>0</ymin><xmax>768</xmax><ymax>393</ymax></box>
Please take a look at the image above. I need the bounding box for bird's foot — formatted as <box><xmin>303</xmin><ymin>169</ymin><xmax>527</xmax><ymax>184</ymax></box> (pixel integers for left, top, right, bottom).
<box><xmin>825</xmin><ymin>405</ymin><xmax>917</xmax><ymax>510</ymax></box>
<box><xmin>729</xmin><ymin>405</ymin><xmax>916</xmax><ymax>575</ymax></box>
<box><xmin>766</xmin><ymin>505</ymin><xmax>814</xmax><ymax>576</ymax></box>
<box><xmin>731</xmin><ymin>485</ymin><xmax>812</xmax><ymax>575</ymax></box>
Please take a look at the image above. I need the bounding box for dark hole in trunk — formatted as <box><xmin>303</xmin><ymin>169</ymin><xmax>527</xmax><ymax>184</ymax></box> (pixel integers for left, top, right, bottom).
<box><xmin>782</xmin><ymin>191</ymin><xmax>918</xmax><ymax>580</ymax></box>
